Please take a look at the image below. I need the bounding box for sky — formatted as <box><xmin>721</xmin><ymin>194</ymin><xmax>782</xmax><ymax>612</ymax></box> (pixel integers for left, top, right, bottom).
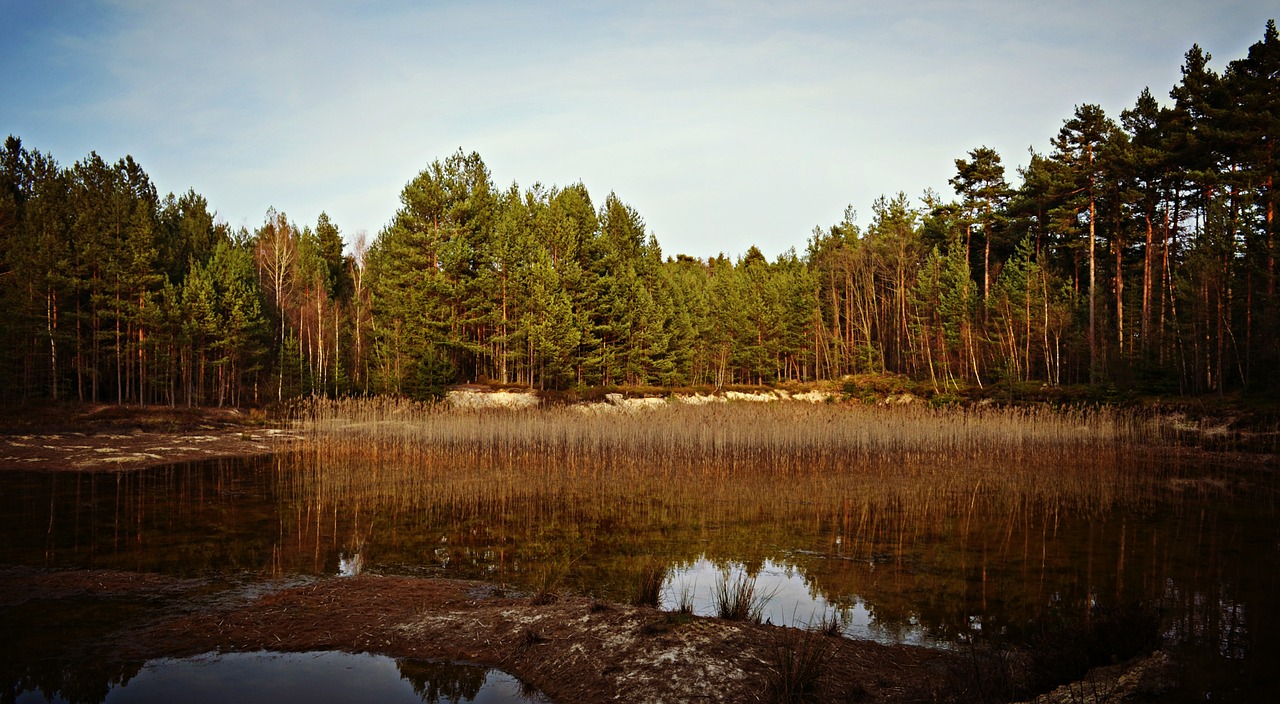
<box><xmin>2</xmin><ymin>1</ymin><xmax>1276</xmax><ymax>260</ymax></box>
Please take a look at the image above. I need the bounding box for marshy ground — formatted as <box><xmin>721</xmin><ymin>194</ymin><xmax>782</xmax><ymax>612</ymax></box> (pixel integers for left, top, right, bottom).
<box><xmin>0</xmin><ymin>395</ymin><xmax>1259</xmax><ymax>702</ymax></box>
<box><xmin>0</xmin><ymin>566</ymin><xmax>1176</xmax><ymax>704</ymax></box>
<box><xmin>0</xmin><ymin>403</ymin><xmax>295</xmax><ymax>471</ymax></box>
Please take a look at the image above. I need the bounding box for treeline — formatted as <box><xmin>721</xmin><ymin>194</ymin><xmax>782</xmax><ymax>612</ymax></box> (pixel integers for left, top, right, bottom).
<box><xmin>1</xmin><ymin>22</ymin><xmax>1277</xmax><ymax>404</ymax></box>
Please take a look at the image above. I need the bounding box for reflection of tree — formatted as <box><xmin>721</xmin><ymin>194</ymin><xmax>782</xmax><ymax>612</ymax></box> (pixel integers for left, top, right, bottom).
<box><xmin>0</xmin><ymin>457</ymin><xmax>287</xmax><ymax>575</ymax></box>
<box><xmin>0</xmin><ymin>585</ymin><xmax>146</xmax><ymax>704</ymax></box>
<box><xmin>396</xmin><ymin>658</ymin><xmax>488</xmax><ymax>704</ymax></box>
<box><xmin>1</xmin><ymin>658</ymin><xmax>142</xmax><ymax>704</ymax></box>
<box><xmin>275</xmin><ymin>430</ymin><xmax>1274</xmax><ymax>663</ymax></box>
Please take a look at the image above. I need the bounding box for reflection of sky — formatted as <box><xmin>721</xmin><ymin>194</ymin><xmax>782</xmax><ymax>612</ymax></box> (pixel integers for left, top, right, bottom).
<box><xmin>10</xmin><ymin>652</ymin><xmax>546</xmax><ymax>704</ymax></box>
<box><xmin>337</xmin><ymin>551</ymin><xmax>363</xmax><ymax>577</ymax></box>
<box><xmin>660</xmin><ymin>557</ymin><xmax>942</xmax><ymax>648</ymax></box>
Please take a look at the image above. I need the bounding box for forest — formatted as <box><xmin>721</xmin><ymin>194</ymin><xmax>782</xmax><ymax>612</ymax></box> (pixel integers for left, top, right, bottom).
<box><xmin>1</xmin><ymin>22</ymin><xmax>1277</xmax><ymax>405</ymax></box>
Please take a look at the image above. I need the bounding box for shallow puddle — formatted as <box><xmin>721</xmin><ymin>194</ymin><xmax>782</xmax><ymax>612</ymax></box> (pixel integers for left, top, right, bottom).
<box><xmin>660</xmin><ymin>557</ymin><xmax>937</xmax><ymax>646</ymax></box>
<box><xmin>1</xmin><ymin>447</ymin><xmax>1277</xmax><ymax>701</ymax></box>
<box><xmin>15</xmin><ymin>651</ymin><xmax>550</xmax><ymax>704</ymax></box>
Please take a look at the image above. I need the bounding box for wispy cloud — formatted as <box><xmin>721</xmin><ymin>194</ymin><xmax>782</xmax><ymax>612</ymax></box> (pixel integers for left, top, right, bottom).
<box><xmin>2</xmin><ymin>0</ymin><xmax>1273</xmax><ymax>255</ymax></box>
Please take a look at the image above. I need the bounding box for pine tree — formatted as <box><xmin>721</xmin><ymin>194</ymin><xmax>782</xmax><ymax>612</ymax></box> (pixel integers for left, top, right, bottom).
<box><xmin>950</xmin><ymin>147</ymin><xmax>1012</xmax><ymax>302</ymax></box>
<box><xmin>1051</xmin><ymin>104</ymin><xmax>1123</xmax><ymax>382</ymax></box>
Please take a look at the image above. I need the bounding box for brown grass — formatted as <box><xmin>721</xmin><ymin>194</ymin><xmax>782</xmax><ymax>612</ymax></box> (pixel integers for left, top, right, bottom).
<box><xmin>630</xmin><ymin>559</ymin><xmax>667</xmax><ymax>607</ymax></box>
<box><xmin>285</xmin><ymin>396</ymin><xmax>1168</xmax><ymax>510</ymax></box>
<box><xmin>767</xmin><ymin>625</ymin><xmax>840</xmax><ymax>703</ymax></box>
<box><xmin>275</xmin><ymin>397</ymin><xmax>1178</xmax><ymax>601</ymax></box>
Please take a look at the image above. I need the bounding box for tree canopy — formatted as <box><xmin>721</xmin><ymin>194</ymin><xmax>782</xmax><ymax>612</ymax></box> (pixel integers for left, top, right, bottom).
<box><xmin>2</xmin><ymin>22</ymin><xmax>1278</xmax><ymax>403</ymax></box>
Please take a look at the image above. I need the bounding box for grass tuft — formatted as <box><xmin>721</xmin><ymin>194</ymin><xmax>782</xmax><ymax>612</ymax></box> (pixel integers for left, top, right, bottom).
<box><xmin>766</xmin><ymin>625</ymin><xmax>838</xmax><ymax>703</ymax></box>
<box><xmin>674</xmin><ymin>583</ymin><xmax>697</xmax><ymax>616</ymax></box>
<box><xmin>712</xmin><ymin>573</ymin><xmax>771</xmax><ymax>624</ymax></box>
<box><xmin>810</xmin><ymin>609</ymin><xmax>846</xmax><ymax>638</ymax></box>
<box><xmin>630</xmin><ymin>560</ymin><xmax>667</xmax><ymax>607</ymax></box>
<box><xmin>530</xmin><ymin>563</ymin><xmax>564</xmax><ymax>605</ymax></box>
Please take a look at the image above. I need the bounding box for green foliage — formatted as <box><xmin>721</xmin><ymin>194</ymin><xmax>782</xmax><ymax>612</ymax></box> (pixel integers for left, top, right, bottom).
<box><xmin>3</xmin><ymin>21</ymin><xmax>1280</xmax><ymax>403</ymax></box>
<box><xmin>405</xmin><ymin>347</ymin><xmax>456</xmax><ymax>402</ymax></box>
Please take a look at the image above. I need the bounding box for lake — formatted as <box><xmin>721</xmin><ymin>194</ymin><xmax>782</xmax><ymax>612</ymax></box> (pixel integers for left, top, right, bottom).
<box><xmin>1</xmin><ymin>401</ymin><xmax>1276</xmax><ymax>701</ymax></box>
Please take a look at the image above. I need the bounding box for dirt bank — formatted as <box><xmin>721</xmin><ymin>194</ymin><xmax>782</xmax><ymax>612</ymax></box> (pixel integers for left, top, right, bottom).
<box><xmin>0</xmin><ymin>402</ymin><xmax>1188</xmax><ymax>702</ymax></box>
<box><xmin>0</xmin><ymin>403</ymin><xmax>294</xmax><ymax>471</ymax></box>
<box><xmin>1</xmin><ymin>567</ymin><xmax>951</xmax><ymax>703</ymax></box>
<box><xmin>0</xmin><ymin>566</ymin><xmax>1181</xmax><ymax>704</ymax></box>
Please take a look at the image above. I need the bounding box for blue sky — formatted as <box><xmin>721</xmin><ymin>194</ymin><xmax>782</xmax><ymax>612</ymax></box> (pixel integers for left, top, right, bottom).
<box><xmin>2</xmin><ymin>1</ymin><xmax>1274</xmax><ymax>259</ymax></box>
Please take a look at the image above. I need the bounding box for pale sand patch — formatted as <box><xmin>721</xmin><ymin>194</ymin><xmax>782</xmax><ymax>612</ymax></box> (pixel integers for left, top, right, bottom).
<box><xmin>570</xmin><ymin>402</ymin><xmax>617</xmax><ymax>415</ymax></box>
<box><xmin>176</xmin><ymin>435</ymin><xmax>220</xmax><ymax>443</ymax></box>
<box><xmin>790</xmin><ymin>390</ymin><xmax>833</xmax><ymax>403</ymax></box>
<box><xmin>673</xmin><ymin>393</ymin><xmax>725</xmax><ymax>405</ymax></box>
<box><xmin>447</xmin><ymin>390</ymin><xmax>541</xmax><ymax>410</ymax></box>
<box><xmin>724</xmin><ymin>391</ymin><xmax>778</xmax><ymax>402</ymax></box>
<box><xmin>606</xmin><ymin>395</ymin><xmax>667</xmax><ymax>411</ymax></box>
<box><xmin>87</xmin><ymin>451</ymin><xmax>162</xmax><ymax>465</ymax></box>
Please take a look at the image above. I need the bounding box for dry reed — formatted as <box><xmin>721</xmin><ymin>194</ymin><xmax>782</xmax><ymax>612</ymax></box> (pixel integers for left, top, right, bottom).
<box><xmin>631</xmin><ymin>559</ymin><xmax>667</xmax><ymax>607</ymax></box>
<box><xmin>275</xmin><ymin>397</ymin><xmax>1179</xmax><ymax>595</ymax></box>
<box><xmin>766</xmin><ymin>624</ymin><xmax>840</xmax><ymax>703</ymax></box>
<box><xmin>285</xmin><ymin>397</ymin><xmax>1168</xmax><ymax>514</ymax></box>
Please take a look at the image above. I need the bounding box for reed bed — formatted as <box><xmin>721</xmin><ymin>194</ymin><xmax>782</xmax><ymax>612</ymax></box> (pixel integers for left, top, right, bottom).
<box><xmin>284</xmin><ymin>396</ymin><xmax>1169</xmax><ymax>515</ymax></box>
<box><xmin>292</xmin><ymin>396</ymin><xmax>1154</xmax><ymax>466</ymax></box>
<box><xmin>268</xmin><ymin>396</ymin><xmax>1182</xmax><ymax>596</ymax></box>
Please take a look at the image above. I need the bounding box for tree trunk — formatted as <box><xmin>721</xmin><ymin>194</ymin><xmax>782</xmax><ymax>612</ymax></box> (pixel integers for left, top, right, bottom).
<box><xmin>1088</xmin><ymin>179</ymin><xmax>1097</xmax><ymax>383</ymax></box>
<box><xmin>1142</xmin><ymin>211</ymin><xmax>1153</xmax><ymax>355</ymax></box>
<box><xmin>1115</xmin><ymin>227</ymin><xmax>1124</xmax><ymax>352</ymax></box>
<box><xmin>47</xmin><ymin>288</ymin><xmax>58</xmax><ymax>401</ymax></box>
<box><xmin>115</xmin><ymin>288</ymin><xmax>123</xmax><ymax>405</ymax></box>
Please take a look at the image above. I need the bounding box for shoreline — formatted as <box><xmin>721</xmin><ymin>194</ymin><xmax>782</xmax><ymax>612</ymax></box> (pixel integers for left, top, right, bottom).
<box><xmin>0</xmin><ymin>566</ymin><xmax>1174</xmax><ymax>704</ymax></box>
<box><xmin>0</xmin><ymin>400</ymin><xmax>1206</xmax><ymax>702</ymax></box>
<box><xmin>0</xmin><ymin>403</ymin><xmax>297</xmax><ymax>472</ymax></box>
<box><xmin>1</xmin><ymin>394</ymin><xmax>1272</xmax><ymax>475</ymax></box>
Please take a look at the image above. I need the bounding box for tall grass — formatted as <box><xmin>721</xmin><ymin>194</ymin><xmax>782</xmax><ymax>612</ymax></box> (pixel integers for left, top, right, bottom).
<box><xmin>631</xmin><ymin>559</ymin><xmax>667</xmax><ymax>607</ymax></box>
<box><xmin>285</xmin><ymin>397</ymin><xmax>1168</xmax><ymax>516</ymax></box>
<box><xmin>276</xmin><ymin>397</ymin><xmax>1178</xmax><ymax>597</ymax></box>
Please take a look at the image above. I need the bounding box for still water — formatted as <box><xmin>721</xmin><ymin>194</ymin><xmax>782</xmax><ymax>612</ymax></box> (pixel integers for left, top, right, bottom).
<box><xmin>0</xmin><ymin>449</ymin><xmax>1277</xmax><ymax>701</ymax></box>
<box><xmin>14</xmin><ymin>651</ymin><xmax>549</xmax><ymax>704</ymax></box>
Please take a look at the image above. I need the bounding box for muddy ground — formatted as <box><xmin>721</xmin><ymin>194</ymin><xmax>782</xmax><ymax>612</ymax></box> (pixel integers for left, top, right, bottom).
<box><xmin>0</xmin><ymin>403</ymin><xmax>295</xmax><ymax>471</ymax></box>
<box><xmin>0</xmin><ymin>403</ymin><xmax>1180</xmax><ymax>703</ymax></box>
<box><xmin>0</xmin><ymin>567</ymin><xmax>952</xmax><ymax>703</ymax></box>
<box><xmin>0</xmin><ymin>567</ymin><xmax>1176</xmax><ymax>704</ymax></box>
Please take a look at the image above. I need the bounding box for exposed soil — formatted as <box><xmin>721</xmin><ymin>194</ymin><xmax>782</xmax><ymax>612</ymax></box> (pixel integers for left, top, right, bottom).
<box><xmin>0</xmin><ymin>565</ymin><xmax>1182</xmax><ymax>704</ymax></box>
<box><xmin>0</xmin><ymin>403</ymin><xmax>295</xmax><ymax>471</ymax></box>
<box><xmin>0</xmin><ymin>566</ymin><xmax>958</xmax><ymax>703</ymax></box>
<box><xmin>0</xmin><ymin>401</ymin><xmax>1185</xmax><ymax>702</ymax></box>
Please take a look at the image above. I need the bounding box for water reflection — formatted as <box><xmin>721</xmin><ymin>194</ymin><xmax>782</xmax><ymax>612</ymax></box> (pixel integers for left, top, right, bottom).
<box><xmin>659</xmin><ymin>557</ymin><xmax>930</xmax><ymax>645</ymax></box>
<box><xmin>0</xmin><ymin>447</ymin><xmax>1276</xmax><ymax>700</ymax></box>
<box><xmin>338</xmin><ymin>551</ymin><xmax>364</xmax><ymax>577</ymax></box>
<box><xmin>12</xmin><ymin>651</ymin><xmax>548</xmax><ymax>704</ymax></box>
